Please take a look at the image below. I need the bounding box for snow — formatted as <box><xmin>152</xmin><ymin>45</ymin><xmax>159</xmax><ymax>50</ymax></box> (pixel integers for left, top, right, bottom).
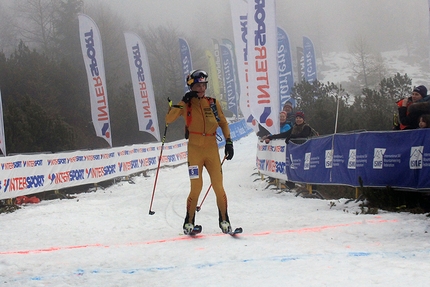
<box><xmin>320</xmin><ymin>49</ymin><xmax>430</xmax><ymax>87</ymax></box>
<box><xmin>2</xmin><ymin>132</ymin><xmax>430</xmax><ymax>286</ymax></box>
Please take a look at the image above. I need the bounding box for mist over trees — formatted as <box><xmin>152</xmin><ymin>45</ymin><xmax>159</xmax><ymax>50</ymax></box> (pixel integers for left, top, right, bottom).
<box><xmin>0</xmin><ymin>0</ymin><xmax>427</xmax><ymax>154</ymax></box>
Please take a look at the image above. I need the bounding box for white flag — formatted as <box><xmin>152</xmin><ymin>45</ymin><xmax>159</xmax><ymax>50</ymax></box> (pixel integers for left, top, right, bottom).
<box><xmin>124</xmin><ymin>32</ymin><xmax>160</xmax><ymax>141</ymax></box>
<box><xmin>247</xmin><ymin>0</ymin><xmax>280</xmax><ymax>135</ymax></box>
<box><xmin>229</xmin><ymin>0</ymin><xmax>258</xmax><ymax>132</ymax></box>
<box><xmin>78</xmin><ymin>13</ymin><xmax>112</xmax><ymax>147</ymax></box>
<box><xmin>0</xmin><ymin>90</ymin><xmax>6</xmax><ymax>156</ymax></box>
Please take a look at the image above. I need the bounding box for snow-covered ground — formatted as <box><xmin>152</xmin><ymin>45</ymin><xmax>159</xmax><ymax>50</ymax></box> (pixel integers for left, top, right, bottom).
<box><xmin>1</xmin><ymin>132</ymin><xmax>430</xmax><ymax>286</ymax></box>
<box><xmin>320</xmin><ymin>49</ymin><xmax>430</xmax><ymax>87</ymax></box>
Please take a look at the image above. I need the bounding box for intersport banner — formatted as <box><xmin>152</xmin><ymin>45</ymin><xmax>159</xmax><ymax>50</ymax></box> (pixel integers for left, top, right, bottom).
<box><xmin>277</xmin><ymin>27</ymin><xmax>295</xmax><ymax>108</ymax></box>
<box><xmin>303</xmin><ymin>36</ymin><xmax>317</xmax><ymax>83</ymax></box>
<box><xmin>179</xmin><ymin>38</ymin><xmax>193</xmax><ymax>94</ymax></box>
<box><xmin>229</xmin><ymin>0</ymin><xmax>258</xmax><ymax>132</ymax></box>
<box><xmin>124</xmin><ymin>32</ymin><xmax>160</xmax><ymax>141</ymax></box>
<box><xmin>78</xmin><ymin>14</ymin><xmax>112</xmax><ymax>147</ymax></box>
<box><xmin>247</xmin><ymin>0</ymin><xmax>280</xmax><ymax>135</ymax></box>
<box><xmin>0</xmin><ymin>120</ymin><xmax>252</xmax><ymax>200</ymax></box>
<box><xmin>0</xmin><ymin>90</ymin><xmax>6</xmax><ymax>156</ymax></box>
<box><xmin>220</xmin><ymin>44</ymin><xmax>239</xmax><ymax>118</ymax></box>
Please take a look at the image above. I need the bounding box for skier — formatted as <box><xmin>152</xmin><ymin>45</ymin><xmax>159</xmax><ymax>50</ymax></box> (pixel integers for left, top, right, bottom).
<box><xmin>165</xmin><ymin>70</ymin><xmax>234</xmax><ymax>235</ymax></box>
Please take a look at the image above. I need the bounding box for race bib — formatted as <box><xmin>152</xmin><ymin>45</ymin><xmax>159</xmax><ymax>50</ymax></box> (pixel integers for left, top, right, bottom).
<box><xmin>188</xmin><ymin>165</ymin><xmax>199</xmax><ymax>179</ymax></box>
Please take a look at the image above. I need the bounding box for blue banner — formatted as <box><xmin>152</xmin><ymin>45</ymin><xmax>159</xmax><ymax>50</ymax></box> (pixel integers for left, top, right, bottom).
<box><xmin>296</xmin><ymin>46</ymin><xmax>305</xmax><ymax>82</ymax></box>
<box><xmin>331</xmin><ymin>133</ymin><xmax>359</xmax><ymax>186</ymax></box>
<box><xmin>286</xmin><ymin>129</ymin><xmax>430</xmax><ymax>190</ymax></box>
<box><xmin>303</xmin><ymin>36</ymin><xmax>317</xmax><ymax>83</ymax></box>
<box><xmin>222</xmin><ymin>39</ymin><xmax>241</xmax><ymax>98</ymax></box>
<box><xmin>217</xmin><ymin>119</ymin><xmax>254</xmax><ymax>147</ymax></box>
<box><xmin>287</xmin><ymin>136</ymin><xmax>332</xmax><ymax>184</ymax></box>
<box><xmin>277</xmin><ymin>27</ymin><xmax>295</xmax><ymax>108</ymax></box>
<box><xmin>221</xmin><ymin>44</ymin><xmax>239</xmax><ymax>118</ymax></box>
<box><xmin>179</xmin><ymin>38</ymin><xmax>193</xmax><ymax>94</ymax></box>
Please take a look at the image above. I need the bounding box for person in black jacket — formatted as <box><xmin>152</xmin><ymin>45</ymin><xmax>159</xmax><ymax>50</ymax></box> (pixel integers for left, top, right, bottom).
<box><xmin>398</xmin><ymin>85</ymin><xmax>429</xmax><ymax>129</ymax></box>
<box><xmin>286</xmin><ymin>111</ymin><xmax>312</xmax><ymax>144</ymax></box>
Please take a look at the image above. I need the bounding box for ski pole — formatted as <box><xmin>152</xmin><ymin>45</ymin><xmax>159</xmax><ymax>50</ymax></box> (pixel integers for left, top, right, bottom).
<box><xmin>148</xmin><ymin>98</ymin><xmax>171</xmax><ymax>215</ymax></box>
<box><xmin>196</xmin><ymin>156</ymin><xmax>227</xmax><ymax>212</ymax></box>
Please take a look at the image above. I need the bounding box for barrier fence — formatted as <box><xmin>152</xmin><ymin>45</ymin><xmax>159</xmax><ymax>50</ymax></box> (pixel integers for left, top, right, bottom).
<box><xmin>0</xmin><ymin>120</ymin><xmax>253</xmax><ymax>200</ymax></box>
<box><xmin>257</xmin><ymin>129</ymin><xmax>430</xmax><ymax>191</ymax></box>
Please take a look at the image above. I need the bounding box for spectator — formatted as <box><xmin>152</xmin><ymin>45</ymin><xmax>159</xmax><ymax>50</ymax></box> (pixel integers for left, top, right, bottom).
<box><xmin>398</xmin><ymin>85</ymin><xmax>429</xmax><ymax>129</ymax></box>
<box><xmin>418</xmin><ymin>114</ymin><xmax>430</xmax><ymax>128</ymax></box>
<box><xmin>286</xmin><ymin>111</ymin><xmax>313</xmax><ymax>144</ymax></box>
<box><xmin>262</xmin><ymin>111</ymin><xmax>292</xmax><ymax>143</ymax></box>
<box><xmin>257</xmin><ymin>102</ymin><xmax>294</xmax><ymax>140</ymax></box>
<box><xmin>283</xmin><ymin>101</ymin><xmax>296</xmax><ymax>126</ymax></box>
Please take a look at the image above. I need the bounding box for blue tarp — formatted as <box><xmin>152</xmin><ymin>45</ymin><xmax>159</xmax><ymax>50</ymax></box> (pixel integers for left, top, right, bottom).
<box><xmin>286</xmin><ymin>129</ymin><xmax>430</xmax><ymax>190</ymax></box>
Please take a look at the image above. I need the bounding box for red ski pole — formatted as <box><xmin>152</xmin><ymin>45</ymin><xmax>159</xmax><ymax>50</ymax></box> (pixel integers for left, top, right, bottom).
<box><xmin>148</xmin><ymin>98</ymin><xmax>171</xmax><ymax>215</ymax></box>
<box><xmin>196</xmin><ymin>156</ymin><xmax>227</xmax><ymax>212</ymax></box>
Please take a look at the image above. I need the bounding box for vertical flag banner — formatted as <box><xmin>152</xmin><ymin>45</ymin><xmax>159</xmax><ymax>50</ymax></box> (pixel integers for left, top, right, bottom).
<box><xmin>428</xmin><ymin>0</ymin><xmax>430</xmax><ymax>63</ymax></box>
<box><xmin>303</xmin><ymin>36</ymin><xmax>317</xmax><ymax>83</ymax></box>
<box><xmin>205</xmin><ymin>49</ymin><xmax>222</xmax><ymax>102</ymax></box>
<box><xmin>78</xmin><ymin>13</ymin><xmax>112</xmax><ymax>147</ymax></box>
<box><xmin>179</xmin><ymin>38</ymin><xmax>193</xmax><ymax>94</ymax></box>
<box><xmin>124</xmin><ymin>32</ymin><xmax>161</xmax><ymax>142</ymax></box>
<box><xmin>277</xmin><ymin>27</ymin><xmax>295</xmax><ymax>108</ymax></box>
<box><xmin>229</xmin><ymin>0</ymin><xmax>258</xmax><ymax>131</ymax></box>
<box><xmin>296</xmin><ymin>46</ymin><xmax>305</xmax><ymax>82</ymax></box>
<box><xmin>222</xmin><ymin>38</ymin><xmax>241</xmax><ymax>98</ymax></box>
<box><xmin>221</xmin><ymin>44</ymin><xmax>239</xmax><ymax>118</ymax></box>
<box><xmin>0</xmin><ymin>90</ymin><xmax>6</xmax><ymax>156</ymax></box>
<box><xmin>247</xmin><ymin>0</ymin><xmax>280</xmax><ymax>135</ymax></box>
<box><xmin>212</xmin><ymin>39</ymin><xmax>225</xmax><ymax>101</ymax></box>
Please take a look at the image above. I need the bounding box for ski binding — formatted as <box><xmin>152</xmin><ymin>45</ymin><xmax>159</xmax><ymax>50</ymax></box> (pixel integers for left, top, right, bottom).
<box><xmin>186</xmin><ymin>225</ymin><xmax>202</xmax><ymax>236</ymax></box>
<box><xmin>228</xmin><ymin>227</ymin><xmax>243</xmax><ymax>236</ymax></box>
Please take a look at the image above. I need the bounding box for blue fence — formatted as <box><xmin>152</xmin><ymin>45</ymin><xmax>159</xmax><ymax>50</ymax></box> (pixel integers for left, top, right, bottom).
<box><xmin>286</xmin><ymin>129</ymin><xmax>430</xmax><ymax>190</ymax></box>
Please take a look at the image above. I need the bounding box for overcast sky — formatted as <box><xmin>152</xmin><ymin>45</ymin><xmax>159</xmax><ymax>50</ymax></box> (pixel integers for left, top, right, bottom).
<box><xmin>85</xmin><ymin>0</ymin><xmax>430</xmax><ymax>53</ymax></box>
<box><xmin>3</xmin><ymin>0</ymin><xmax>428</xmax><ymax>56</ymax></box>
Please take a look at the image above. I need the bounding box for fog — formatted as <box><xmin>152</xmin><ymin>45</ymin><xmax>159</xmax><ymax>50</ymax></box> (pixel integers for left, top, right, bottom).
<box><xmin>1</xmin><ymin>0</ymin><xmax>428</xmax><ymax>57</ymax></box>
<box><xmin>86</xmin><ymin>0</ymin><xmax>429</xmax><ymax>54</ymax></box>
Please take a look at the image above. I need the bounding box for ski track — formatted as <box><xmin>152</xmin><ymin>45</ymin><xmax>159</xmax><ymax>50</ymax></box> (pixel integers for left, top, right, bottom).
<box><xmin>2</xmin><ymin>133</ymin><xmax>430</xmax><ymax>286</ymax></box>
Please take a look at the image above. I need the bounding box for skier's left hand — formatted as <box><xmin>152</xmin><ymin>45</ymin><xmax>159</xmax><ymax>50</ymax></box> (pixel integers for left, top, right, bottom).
<box><xmin>224</xmin><ymin>138</ymin><xmax>234</xmax><ymax>160</ymax></box>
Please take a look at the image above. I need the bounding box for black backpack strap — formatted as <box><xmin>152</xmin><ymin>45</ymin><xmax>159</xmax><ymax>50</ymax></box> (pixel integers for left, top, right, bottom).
<box><xmin>207</xmin><ymin>98</ymin><xmax>220</xmax><ymax>122</ymax></box>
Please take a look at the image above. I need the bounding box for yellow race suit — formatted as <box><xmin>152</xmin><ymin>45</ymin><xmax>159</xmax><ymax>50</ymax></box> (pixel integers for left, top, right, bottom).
<box><xmin>165</xmin><ymin>96</ymin><xmax>231</xmax><ymax>226</ymax></box>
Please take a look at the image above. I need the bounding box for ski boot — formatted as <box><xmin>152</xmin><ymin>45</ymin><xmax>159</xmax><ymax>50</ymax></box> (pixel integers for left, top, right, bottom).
<box><xmin>183</xmin><ymin>223</ymin><xmax>194</xmax><ymax>235</ymax></box>
<box><xmin>219</xmin><ymin>220</ymin><xmax>232</xmax><ymax>234</ymax></box>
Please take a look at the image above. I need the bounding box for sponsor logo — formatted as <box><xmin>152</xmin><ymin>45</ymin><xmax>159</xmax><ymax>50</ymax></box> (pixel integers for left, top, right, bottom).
<box><xmin>410</xmin><ymin>146</ymin><xmax>423</xmax><ymax>169</ymax></box>
<box><xmin>304</xmin><ymin>152</ymin><xmax>311</xmax><ymax>170</ymax></box>
<box><xmin>2</xmin><ymin>175</ymin><xmax>45</xmax><ymax>192</ymax></box>
<box><xmin>348</xmin><ymin>149</ymin><xmax>356</xmax><ymax>169</ymax></box>
<box><xmin>373</xmin><ymin>148</ymin><xmax>386</xmax><ymax>169</ymax></box>
<box><xmin>325</xmin><ymin>149</ymin><xmax>333</xmax><ymax>168</ymax></box>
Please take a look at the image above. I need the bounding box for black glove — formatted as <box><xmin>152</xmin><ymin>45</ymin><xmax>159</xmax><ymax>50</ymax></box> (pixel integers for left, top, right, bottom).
<box><xmin>182</xmin><ymin>91</ymin><xmax>198</xmax><ymax>103</ymax></box>
<box><xmin>224</xmin><ymin>138</ymin><xmax>234</xmax><ymax>160</ymax></box>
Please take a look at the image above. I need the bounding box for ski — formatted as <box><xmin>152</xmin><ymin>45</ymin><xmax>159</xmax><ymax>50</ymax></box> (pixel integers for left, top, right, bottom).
<box><xmin>228</xmin><ymin>227</ymin><xmax>243</xmax><ymax>236</ymax></box>
<box><xmin>185</xmin><ymin>225</ymin><xmax>202</xmax><ymax>236</ymax></box>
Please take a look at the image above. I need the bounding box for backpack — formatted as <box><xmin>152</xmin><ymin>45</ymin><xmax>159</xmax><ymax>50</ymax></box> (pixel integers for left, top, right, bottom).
<box><xmin>308</xmin><ymin>125</ymin><xmax>319</xmax><ymax>137</ymax></box>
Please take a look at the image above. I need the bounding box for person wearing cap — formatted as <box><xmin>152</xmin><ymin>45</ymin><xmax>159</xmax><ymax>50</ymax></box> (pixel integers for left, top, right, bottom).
<box><xmin>165</xmin><ymin>69</ymin><xmax>235</xmax><ymax>235</ymax></box>
<box><xmin>262</xmin><ymin>111</ymin><xmax>292</xmax><ymax>143</ymax></box>
<box><xmin>286</xmin><ymin>111</ymin><xmax>313</xmax><ymax>143</ymax></box>
<box><xmin>397</xmin><ymin>85</ymin><xmax>430</xmax><ymax>129</ymax></box>
<box><xmin>282</xmin><ymin>101</ymin><xmax>296</xmax><ymax>125</ymax></box>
